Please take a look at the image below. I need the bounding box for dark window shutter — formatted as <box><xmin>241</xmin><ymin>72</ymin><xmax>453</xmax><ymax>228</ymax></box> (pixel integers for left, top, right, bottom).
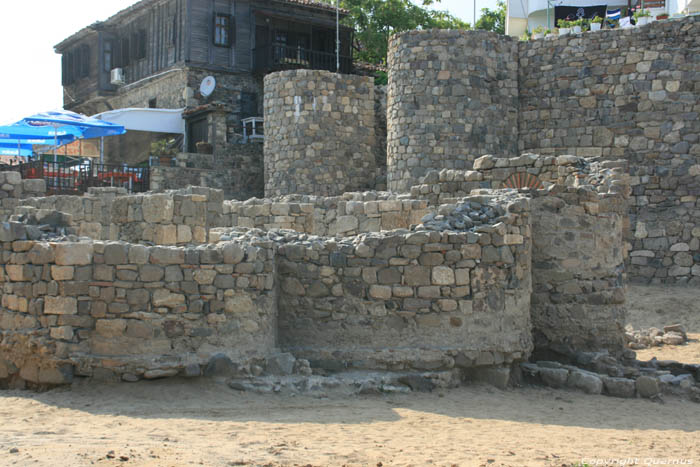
<box><xmin>81</xmin><ymin>45</ymin><xmax>90</xmax><ymax>77</ymax></box>
<box><xmin>61</xmin><ymin>54</ymin><xmax>68</xmax><ymax>85</ymax></box>
<box><xmin>229</xmin><ymin>18</ymin><xmax>235</xmax><ymax>47</ymax></box>
<box><xmin>139</xmin><ymin>30</ymin><xmax>147</xmax><ymax>59</ymax></box>
<box><xmin>121</xmin><ymin>37</ymin><xmax>130</xmax><ymax>66</ymax></box>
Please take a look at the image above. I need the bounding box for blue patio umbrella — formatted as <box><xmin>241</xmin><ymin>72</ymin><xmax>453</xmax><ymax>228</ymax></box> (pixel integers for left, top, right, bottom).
<box><xmin>0</xmin><ymin>125</ymin><xmax>77</xmax><ymax>161</ymax></box>
<box><xmin>0</xmin><ymin>147</ymin><xmax>32</xmax><ymax>157</ymax></box>
<box><xmin>17</xmin><ymin>110</ymin><xmax>126</xmax><ymax>162</ymax></box>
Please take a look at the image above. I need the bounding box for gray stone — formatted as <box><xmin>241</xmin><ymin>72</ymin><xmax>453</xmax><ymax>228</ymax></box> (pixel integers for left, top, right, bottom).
<box><xmin>602</xmin><ymin>376</ymin><xmax>636</xmax><ymax>398</ymax></box>
<box><xmin>398</xmin><ymin>374</ymin><xmax>435</xmax><ymax>392</ymax></box>
<box><xmin>539</xmin><ymin>367</ymin><xmax>569</xmax><ymax>388</ymax></box>
<box><xmin>266</xmin><ymin>353</ymin><xmax>296</xmax><ymax>376</ymax></box>
<box><xmin>636</xmin><ymin>376</ymin><xmax>660</xmax><ymax>398</ymax></box>
<box><xmin>567</xmin><ymin>369</ymin><xmax>603</xmax><ymax>395</ymax></box>
<box><xmin>204</xmin><ymin>354</ymin><xmax>238</xmax><ymax>377</ymax></box>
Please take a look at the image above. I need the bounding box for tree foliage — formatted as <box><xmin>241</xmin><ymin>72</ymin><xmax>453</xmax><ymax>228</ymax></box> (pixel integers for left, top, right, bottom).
<box><xmin>325</xmin><ymin>0</ymin><xmax>469</xmax><ymax>65</ymax></box>
<box><xmin>474</xmin><ymin>0</ymin><xmax>506</xmax><ymax>34</ymax></box>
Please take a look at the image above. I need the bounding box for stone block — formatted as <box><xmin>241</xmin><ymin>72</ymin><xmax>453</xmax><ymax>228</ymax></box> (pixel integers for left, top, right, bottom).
<box><xmin>104</xmin><ymin>243</ymin><xmax>128</xmax><ymax>264</ymax></box>
<box><xmin>142</xmin><ymin>194</ymin><xmax>174</xmax><ymax>223</ymax></box>
<box><xmin>470</xmin><ymin>367</ymin><xmax>511</xmax><ymax>389</ymax></box>
<box><xmin>50</xmin><ymin>326</ymin><xmax>74</xmax><ymax>340</ymax></box>
<box><xmin>224</xmin><ymin>294</ymin><xmax>254</xmax><ymax>313</ymax></box>
<box><xmin>44</xmin><ymin>296</ymin><xmax>77</xmax><ymax>315</ymax></box>
<box><xmin>193</xmin><ymin>269</ymin><xmax>217</xmax><ymax>285</ymax></box>
<box><xmin>95</xmin><ymin>319</ymin><xmax>127</xmax><ymax>337</ymax></box>
<box><xmin>5</xmin><ymin>265</ymin><xmax>32</xmax><ymax>282</ymax></box>
<box><xmin>567</xmin><ymin>369</ymin><xmax>603</xmax><ymax>395</ymax></box>
<box><xmin>50</xmin><ymin>266</ymin><xmax>74</xmax><ymax>281</ymax></box>
<box><xmin>223</xmin><ymin>243</ymin><xmax>245</xmax><ymax>264</ymax></box>
<box><xmin>432</xmin><ymin>266</ymin><xmax>455</xmax><ymax>285</ymax></box>
<box><xmin>139</xmin><ymin>264</ymin><xmax>164</xmax><ymax>282</ymax></box>
<box><xmin>177</xmin><ymin>225</ymin><xmax>192</xmax><ymax>243</ymax></box>
<box><xmin>636</xmin><ymin>376</ymin><xmax>660</xmax><ymax>398</ymax></box>
<box><xmin>155</xmin><ymin>225</ymin><xmax>177</xmax><ymax>245</ymax></box>
<box><xmin>404</xmin><ymin>265</ymin><xmax>431</xmax><ymax>286</ymax></box>
<box><xmin>54</xmin><ymin>243</ymin><xmax>93</xmax><ymax>265</ymax></box>
<box><xmin>152</xmin><ymin>289</ymin><xmax>185</xmax><ymax>308</ymax></box>
<box><xmin>539</xmin><ymin>367</ymin><xmax>569</xmax><ymax>388</ymax></box>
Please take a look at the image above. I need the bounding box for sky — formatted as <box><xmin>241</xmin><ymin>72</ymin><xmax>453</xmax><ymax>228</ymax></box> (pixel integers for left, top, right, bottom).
<box><xmin>0</xmin><ymin>0</ymin><xmax>497</xmax><ymax>125</ymax></box>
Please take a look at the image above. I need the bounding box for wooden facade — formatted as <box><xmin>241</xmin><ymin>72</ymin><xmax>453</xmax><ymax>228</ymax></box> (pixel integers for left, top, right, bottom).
<box><xmin>56</xmin><ymin>0</ymin><xmax>353</xmax><ymax>108</ymax></box>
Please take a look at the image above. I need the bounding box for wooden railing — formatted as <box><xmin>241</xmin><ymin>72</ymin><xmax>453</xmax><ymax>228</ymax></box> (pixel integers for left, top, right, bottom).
<box><xmin>253</xmin><ymin>44</ymin><xmax>352</xmax><ymax>74</ymax></box>
<box><xmin>14</xmin><ymin>161</ymin><xmax>149</xmax><ymax>195</ymax></box>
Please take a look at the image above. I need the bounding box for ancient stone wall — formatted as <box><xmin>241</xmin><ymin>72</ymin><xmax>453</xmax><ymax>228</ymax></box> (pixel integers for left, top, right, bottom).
<box><xmin>9</xmin><ymin>188</ymin><xmax>125</xmax><ymax>240</ymax></box>
<box><xmin>263</xmin><ymin>70</ymin><xmax>377</xmax><ymax>197</ymax></box>
<box><xmin>374</xmin><ymin>84</ymin><xmax>388</xmax><ymax>190</ymax></box>
<box><xmin>0</xmin><ymin>234</ymin><xmax>277</xmax><ymax>385</ymax></box>
<box><xmin>409</xmin><ymin>154</ymin><xmax>629</xmax><ymax>206</ymax></box>
<box><xmin>220</xmin><ymin>193</ymin><xmax>429</xmax><ymax>237</ymax></box>
<box><xmin>0</xmin><ymin>172</ymin><xmax>47</xmax><ymax>219</ymax></box>
<box><xmin>386</xmin><ymin>29</ymin><xmax>520</xmax><ymax>192</ymax></box>
<box><xmin>149</xmin><ymin>144</ymin><xmax>264</xmax><ymax>201</ymax></box>
<box><xmin>518</xmin><ymin>18</ymin><xmax>700</xmax><ymax>284</ymax></box>
<box><xmin>110</xmin><ymin>187</ymin><xmax>225</xmax><ymax>245</ymax></box>
<box><xmin>275</xmin><ymin>191</ymin><xmax>533</xmax><ymax>371</ymax></box>
<box><xmin>530</xmin><ymin>186</ymin><xmax>628</xmax><ymax>359</ymax></box>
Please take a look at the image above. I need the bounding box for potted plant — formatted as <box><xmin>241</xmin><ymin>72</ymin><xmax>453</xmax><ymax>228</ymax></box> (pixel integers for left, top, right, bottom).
<box><xmin>519</xmin><ymin>31</ymin><xmax>531</xmax><ymax>41</ymax></box>
<box><xmin>634</xmin><ymin>9</ymin><xmax>652</xmax><ymax>26</ymax></box>
<box><xmin>590</xmin><ymin>16</ymin><xmax>603</xmax><ymax>31</ymax></box>
<box><xmin>656</xmin><ymin>13</ymin><xmax>669</xmax><ymax>20</ymax></box>
<box><xmin>545</xmin><ymin>28</ymin><xmax>554</xmax><ymax>38</ymax></box>
<box><xmin>571</xmin><ymin>18</ymin><xmax>583</xmax><ymax>34</ymax></box>
<box><xmin>150</xmin><ymin>138</ymin><xmax>177</xmax><ymax>166</ymax></box>
<box><xmin>557</xmin><ymin>19</ymin><xmax>571</xmax><ymax>36</ymax></box>
<box><xmin>532</xmin><ymin>25</ymin><xmax>545</xmax><ymax>39</ymax></box>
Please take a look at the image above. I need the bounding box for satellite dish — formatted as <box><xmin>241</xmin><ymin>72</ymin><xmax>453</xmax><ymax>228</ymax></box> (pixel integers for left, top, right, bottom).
<box><xmin>200</xmin><ymin>76</ymin><xmax>216</xmax><ymax>97</ymax></box>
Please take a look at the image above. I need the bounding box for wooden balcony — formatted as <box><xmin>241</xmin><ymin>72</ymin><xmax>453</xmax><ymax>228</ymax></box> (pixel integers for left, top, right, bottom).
<box><xmin>253</xmin><ymin>44</ymin><xmax>352</xmax><ymax>74</ymax></box>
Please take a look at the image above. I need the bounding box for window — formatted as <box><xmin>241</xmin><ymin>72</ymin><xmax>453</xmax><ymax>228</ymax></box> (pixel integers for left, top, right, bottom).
<box><xmin>73</xmin><ymin>49</ymin><xmax>81</xmax><ymax>81</ymax></box>
<box><xmin>131</xmin><ymin>30</ymin><xmax>146</xmax><ymax>60</ymax></box>
<box><xmin>62</xmin><ymin>52</ymin><xmax>73</xmax><ymax>85</ymax></box>
<box><xmin>120</xmin><ymin>37</ymin><xmax>130</xmax><ymax>66</ymax></box>
<box><xmin>103</xmin><ymin>40</ymin><xmax>113</xmax><ymax>72</ymax></box>
<box><xmin>171</xmin><ymin>15</ymin><xmax>178</xmax><ymax>46</ymax></box>
<box><xmin>213</xmin><ymin>13</ymin><xmax>233</xmax><ymax>47</ymax></box>
<box><xmin>138</xmin><ymin>29</ymin><xmax>147</xmax><ymax>59</ymax></box>
<box><xmin>81</xmin><ymin>45</ymin><xmax>90</xmax><ymax>77</ymax></box>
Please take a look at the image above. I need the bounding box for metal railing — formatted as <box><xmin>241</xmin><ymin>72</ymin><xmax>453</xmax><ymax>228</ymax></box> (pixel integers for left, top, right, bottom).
<box><xmin>253</xmin><ymin>44</ymin><xmax>352</xmax><ymax>74</ymax></box>
<box><xmin>15</xmin><ymin>160</ymin><xmax>149</xmax><ymax>195</ymax></box>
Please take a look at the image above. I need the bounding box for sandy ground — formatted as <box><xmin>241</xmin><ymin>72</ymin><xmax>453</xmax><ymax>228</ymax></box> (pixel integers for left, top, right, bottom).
<box><xmin>0</xmin><ymin>284</ymin><xmax>698</xmax><ymax>467</ymax></box>
<box><xmin>627</xmin><ymin>285</ymin><xmax>700</xmax><ymax>364</ymax></box>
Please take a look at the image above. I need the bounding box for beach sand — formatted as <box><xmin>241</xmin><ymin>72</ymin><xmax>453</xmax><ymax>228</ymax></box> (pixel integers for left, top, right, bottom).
<box><xmin>1</xmin><ymin>284</ymin><xmax>698</xmax><ymax>467</ymax></box>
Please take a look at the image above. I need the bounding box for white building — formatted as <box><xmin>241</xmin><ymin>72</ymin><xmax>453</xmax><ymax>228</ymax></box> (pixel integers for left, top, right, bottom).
<box><xmin>506</xmin><ymin>0</ymin><xmax>699</xmax><ymax>36</ymax></box>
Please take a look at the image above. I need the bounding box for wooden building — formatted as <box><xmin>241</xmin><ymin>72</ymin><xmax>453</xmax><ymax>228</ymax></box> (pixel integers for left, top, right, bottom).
<box><xmin>55</xmin><ymin>0</ymin><xmax>354</xmax><ymax>164</ymax></box>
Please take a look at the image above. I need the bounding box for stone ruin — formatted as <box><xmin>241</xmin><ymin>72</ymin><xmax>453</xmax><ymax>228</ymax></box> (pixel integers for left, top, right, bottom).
<box><xmin>1</xmin><ymin>20</ymin><xmax>699</xmax><ymax>400</ymax></box>
<box><xmin>0</xmin><ymin>152</ymin><xmax>634</xmax><ymax>391</ymax></box>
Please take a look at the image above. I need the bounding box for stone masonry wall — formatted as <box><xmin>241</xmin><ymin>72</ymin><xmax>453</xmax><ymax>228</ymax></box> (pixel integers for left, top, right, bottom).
<box><xmin>219</xmin><ymin>192</ymin><xmax>429</xmax><ymax>238</ymax></box>
<box><xmin>0</xmin><ymin>235</ymin><xmax>277</xmax><ymax>385</ymax></box>
<box><xmin>149</xmin><ymin>144</ymin><xmax>264</xmax><ymax>201</ymax></box>
<box><xmin>386</xmin><ymin>29</ymin><xmax>520</xmax><ymax>192</ymax></box>
<box><xmin>519</xmin><ymin>18</ymin><xmax>700</xmax><ymax>284</ymax></box>
<box><xmin>0</xmin><ymin>172</ymin><xmax>46</xmax><ymax>219</ymax></box>
<box><xmin>530</xmin><ymin>185</ymin><xmax>628</xmax><ymax>359</ymax></box>
<box><xmin>409</xmin><ymin>154</ymin><xmax>629</xmax><ymax>206</ymax></box>
<box><xmin>9</xmin><ymin>187</ymin><xmax>125</xmax><ymax>240</ymax></box>
<box><xmin>405</xmin><ymin>154</ymin><xmax>629</xmax><ymax>357</ymax></box>
<box><xmin>264</xmin><ymin>70</ymin><xmax>377</xmax><ymax>197</ymax></box>
<box><xmin>276</xmin><ymin>192</ymin><xmax>533</xmax><ymax>371</ymax></box>
<box><xmin>110</xmin><ymin>187</ymin><xmax>225</xmax><ymax>245</ymax></box>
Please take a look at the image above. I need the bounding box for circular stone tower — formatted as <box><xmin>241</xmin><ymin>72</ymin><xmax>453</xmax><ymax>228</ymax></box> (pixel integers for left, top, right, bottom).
<box><xmin>386</xmin><ymin>29</ymin><xmax>520</xmax><ymax>193</ymax></box>
<box><xmin>264</xmin><ymin>70</ymin><xmax>377</xmax><ymax>197</ymax></box>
